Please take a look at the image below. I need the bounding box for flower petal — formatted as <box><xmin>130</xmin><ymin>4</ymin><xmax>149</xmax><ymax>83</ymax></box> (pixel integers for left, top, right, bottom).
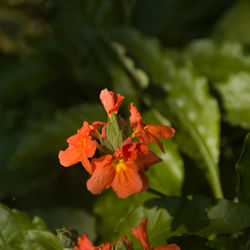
<box><xmin>146</xmin><ymin>125</ymin><xmax>175</xmax><ymax>139</ymax></box>
<box><xmin>77</xmin><ymin>121</ymin><xmax>92</xmax><ymax>137</ymax></box>
<box><xmin>131</xmin><ymin>218</ymin><xmax>150</xmax><ymax>250</ymax></box>
<box><xmin>100</xmin><ymin>88</ymin><xmax>115</xmax><ymax>115</ymax></box>
<box><xmin>85</xmin><ymin>139</ymin><xmax>98</xmax><ymax>158</ymax></box>
<box><xmin>136</xmin><ymin>151</ymin><xmax>162</xmax><ymax>171</ymax></box>
<box><xmin>59</xmin><ymin>146</ymin><xmax>82</xmax><ymax>167</ymax></box>
<box><xmin>110</xmin><ymin>93</ymin><xmax>124</xmax><ymax>114</ymax></box>
<box><xmin>74</xmin><ymin>234</ymin><xmax>98</xmax><ymax>250</ymax></box>
<box><xmin>139</xmin><ymin>171</ymin><xmax>149</xmax><ymax>192</ymax></box>
<box><xmin>91</xmin><ymin>121</ymin><xmax>106</xmax><ymax>130</ymax></box>
<box><xmin>81</xmin><ymin>154</ymin><xmax>94</xmax><ymax>174</ymax></box>
<box><xmin>87</xmin><ymin>155</ymin><xmax>115</xmax><ymax>194</ymax></box>
<box><xmin>128</xmin><ymin>103</ymin><xmax>142</xmax><ymax>129</ymax></box>
<box><xmin>112</xmin><ymin>165</ymin><xmax>143</xmax><ymax>198</ymax></box>
<box><xmin>153</xmin><ymin>245</ymin><xmax>180</xmax><ymax>250</ymax></box>
<box><xmin>66</xmin><ymin>133</ymin><xmax>83</xmax><ymax>147</ymax></box>
<box><xmin>99</xmin><ymin>243</ymin><xmax>112</xmax><ymax>250</ymax></box>
<box><xmin>120</xmin><ymin>137</ymin><xmax>149</xmax><ymax>161</ymax></box>
<box><xmin>138</xmin><ymin>130</ymin><xmax>165</xmax><ymax>153</ymax></box>
<box><xmin>100</xmin><ymin>88</ymin><xmax>124</xmax><ymax>116</ymax></box>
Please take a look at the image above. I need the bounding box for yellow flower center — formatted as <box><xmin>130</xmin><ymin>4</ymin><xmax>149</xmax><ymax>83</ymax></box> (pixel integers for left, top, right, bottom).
<box><xmin>132</xmin><ymin>129</ymin><xmax>139</xmax><ymax>138</ymax></box>
<box><xmin>83</xmin><ymin>138</ymin><xmax>87</xmax><ymax>148</ymax></box>
<box><xmin>113</xmin><ymin>159</ymin><xmax>127</xmax><ymax>172</ymax></box>
<box><xmin>144</xmin><ymin>125</ymin><xmax>149</xmax><ymax>133</ymax></box>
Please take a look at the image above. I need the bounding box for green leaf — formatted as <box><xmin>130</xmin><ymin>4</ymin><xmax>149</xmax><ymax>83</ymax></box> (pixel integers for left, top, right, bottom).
<box><xmin>142</xmin><ymin>109</ymin><xmax>184</xmax><ymax>196</ymax></box>
<box><xmin>213</xmin><ymin>0</ymin><xmax>250</xmax><ymax>44</ymax></box>
<box><xmin>106</xmin><ymin>113</ymin><xmax>125</xmax><ymax>151</ymax></box>
<box><xmin>236</xmin><ymin>133</ymin><xmax>250</xmax><ymax>204</ymax></box>
<box><xmin>160</xmin><ymin>65</ymin><xmax>221</xmax><ymax>198</ymax></box>
<box><xmin>0</xmin><ymin>203</ymin><xmax>63</xmax><ymax>250</ymax></box>
<box><xmin>206</xmin><ymin>236</ymin><xmax>241</xmax><ymax>250</ymax></box>
<box><xmin>94</xmin><ymin>190</ymin><xmax>157</xmax><ymax>242</ymax></box>
<box><xmin>101</xmin><ymin>137</ymin><xmax>115</xmax><ymax>153</ymax></box>
<box><xmin>111</xmin><ymin>29</ymin><xmax>222</xmax><ymax>198</ymax></box>
<box><xmin>183</xmin><ymin>39</ymin><xmax>250</xmax><ymax>81</ymax></box>
<box><xmin>216</xmin><ymin>73</ymin><xmax>250</xmax><ymax>128</ymax></box>
<box><xmin>110</xmin><ymin>41</ymin><xmax>149</xmax><ymax>89</ymax></box>
<box><xmin>183</xmin><ymin>40</ymin><xmax>250</xmax><ymax>128</ymax></box>
<box><xmin>114</xmin><ymin>196</ymin><xmax>250</xmax><ymax>249</ymax></box>
<box><xmin>10</xmin><ymin>103</ymin><xmax>106</xmax><ymax>168</ymax></box>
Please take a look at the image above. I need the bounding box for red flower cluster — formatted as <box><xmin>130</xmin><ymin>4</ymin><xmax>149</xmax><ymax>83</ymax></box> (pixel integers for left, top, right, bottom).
<box><xmin>59</xmin><ymin>88</ymin><xmax>175</xmax><ymax>198</ymax></box>
<box><xmin>74</xmin><ymin>218</ymin><xmax>180</xmax><ymax>250</ymax></box>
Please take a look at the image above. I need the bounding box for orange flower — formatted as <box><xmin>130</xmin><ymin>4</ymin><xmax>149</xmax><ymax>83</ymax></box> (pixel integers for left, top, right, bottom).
<box><xmin>129</xmin><ymin>103</ymin><xmax>175</xmax><ymax>152</ymax></box>
<box><xmin>131</xmin><ymin>218</ymin><xmax>180</xmax><ymax>250</ymax></box>
<box><xmin>87</xmin><ymin>138</ymin><xmax>161</xmax><ymax>198</ymax></box>
<box><xmin>74</xmin><ymin>234</ymin><xmax>133</xmax><ymax>250</ymax></box>
<box><xmin>100</xmin><ymin>88</ymin><xmax>124</xmax><ymax>117</ymax></box>
<box><xmin>74</xmin><ymin>234</ymin><xmax>111</xmax><ymax>250</ymax></box>
<box><xmin>59</xmin><ymin>121</ymin><xmax>105</xmax><ymax>174</ymax></box>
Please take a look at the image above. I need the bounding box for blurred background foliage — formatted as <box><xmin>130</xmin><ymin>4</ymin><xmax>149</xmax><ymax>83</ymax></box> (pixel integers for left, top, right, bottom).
<box><xmin>1</xmin><ymin>0</ymin><xmax>250</xmax><ymax>248</ymax></box>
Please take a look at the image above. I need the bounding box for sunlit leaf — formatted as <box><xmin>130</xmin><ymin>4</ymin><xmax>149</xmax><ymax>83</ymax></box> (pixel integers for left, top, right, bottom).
<box><xmin>183</xmin><ymin>39</ymin><xmax>250</xmax><ymax>128</ymax></box>
<box><xmin>110</xmin><ymin>29</ymin><xmax>222</xmax><ymax>198</ymax></box>
<box><xmin>0</xmin><ymin>203</ymin><xmax>63</xmax><ymax>250</ymax></box>
<box><xmin>183</xmin><ymin>39</ymin><xmax>250</xmax><ymax>81</ymax></box>
<box><xmin>142</xmin><ymin>109</ymin><xmax>184</xmax><ymax>196</ymax></box>
<box><xmin>216</xmin><ymin>73</ymin><xmax>250</xmax><ymax>128</ymax></box>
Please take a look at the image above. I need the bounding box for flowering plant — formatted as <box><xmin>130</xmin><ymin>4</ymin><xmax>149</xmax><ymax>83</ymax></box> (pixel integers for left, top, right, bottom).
<box><xmin>1</xmin><ymin>2</ymin><xmax>250</xmax><ymax>249</ymax></box>
<box><xmin>57</xmin><ymin>88</ymin><xmax>179</xmax><ymax>249</ymax></box>
<box><xmin>59</xmin><ymin>88</ymin><xmax>175</xmax><ymax>199</ymax></box>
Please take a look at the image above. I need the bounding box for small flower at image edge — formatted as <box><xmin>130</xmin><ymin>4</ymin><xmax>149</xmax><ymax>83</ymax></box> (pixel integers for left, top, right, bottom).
<box><xmin>100</xmin><ymin>88</ymin><xmax>124</xmax><ymax>117</ymax></box>
<box><xmin>131</xmin><ymin>218</ymin><xmax>180</xmax><ymax>250</ymax></box>
<box><xmin>58</xmin><ymin>121</ymin><xmax>103</xmax><ymax>174</ymax></box>
<box><xmin>129</xmin><ymin>103</ymin><xmax>175</xmax><ymax>152</ymax></box>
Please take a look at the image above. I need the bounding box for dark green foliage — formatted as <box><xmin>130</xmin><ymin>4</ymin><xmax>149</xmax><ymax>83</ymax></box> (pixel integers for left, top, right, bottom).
<box><xmin>1</xmin><ymin>0</ymin><xmax>250</xmax><ymax>249</ymax></box>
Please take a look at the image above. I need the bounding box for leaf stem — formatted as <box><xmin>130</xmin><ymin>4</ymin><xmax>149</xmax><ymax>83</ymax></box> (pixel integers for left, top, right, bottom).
<box><xmin>147</xmin><ymin>188</ymin><xmax>165</xmax><ymax>198</ymax></box>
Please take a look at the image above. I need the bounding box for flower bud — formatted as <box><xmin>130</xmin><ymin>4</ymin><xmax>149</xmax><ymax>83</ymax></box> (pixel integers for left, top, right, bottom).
<box><xmin>114</xmin><ymin>239</ymin><xmax>131</xmax><ymax>250</ymax></box>
<box><xmin>56</xmin><ymin>227</ymin><xmax>78</xmax><ymax>248</ymax></box>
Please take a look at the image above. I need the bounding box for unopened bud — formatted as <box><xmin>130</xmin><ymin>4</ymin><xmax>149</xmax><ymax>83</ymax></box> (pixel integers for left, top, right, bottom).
<box><xmin>115</xmin><ymin>240</ymin><xmax>130</xmax><ymax>250</ymax></box>
<box><xmin>56</xmin><ymin>227</ymin><xmax>78</xmax><ymax>248</ymax></box>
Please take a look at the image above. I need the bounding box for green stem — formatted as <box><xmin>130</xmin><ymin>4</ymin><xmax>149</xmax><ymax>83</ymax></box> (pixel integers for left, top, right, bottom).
<box><xmin>147</xmin><ymin>188</ymin><xmax>165</xmax><ymax>198</ymax></box>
